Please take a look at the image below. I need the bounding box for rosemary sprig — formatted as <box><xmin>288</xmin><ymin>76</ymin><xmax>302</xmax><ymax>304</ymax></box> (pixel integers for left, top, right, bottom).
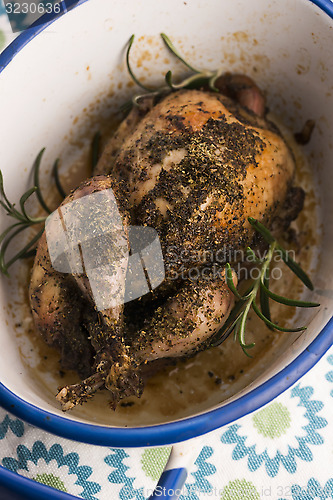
<box><xmin>124</xmin><ymin>33</ymin><xmax>223</xmax><ymax>110</ymax></box>
<box><xmin>0</xmin><ymin>152</ymin><xmax>51</xmax><ymax>275</ymax></box>
<box><xmin>211</xmin><ymin>218</ymin><xmax>319</xmax><ymax>355</ymax></box>
<box><xmin>0</xmin><ymin>133</ymin><xmax>101</xmax><ymax>275</ymax></box>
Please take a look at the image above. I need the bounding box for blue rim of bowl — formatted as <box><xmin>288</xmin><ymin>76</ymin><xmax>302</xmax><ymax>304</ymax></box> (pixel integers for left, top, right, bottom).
<box><xmin>0</xmin><ymin>0</ymin><xmax>332</xmax><ymax>450</ymax></box>
<box><xmin>0</xmin><ymin>467</ymin><xmax>80</xmax><ymax>500</ymax></box>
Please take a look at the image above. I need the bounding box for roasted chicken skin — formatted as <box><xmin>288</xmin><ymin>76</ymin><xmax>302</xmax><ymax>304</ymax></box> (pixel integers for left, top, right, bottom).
<box><xmin>29</xmin><ymin>75</ymin><xmax>303</xmax><ymax>410</ymax></box>
<box><xmin>30</xmin><ymin>176</ymin><xmax>142</xmax><ymax>402</ymax></box>
<box><xmin>96</xmin><ymin>88</ymin><xmax>295</xmax><ymax>282</ymax></box>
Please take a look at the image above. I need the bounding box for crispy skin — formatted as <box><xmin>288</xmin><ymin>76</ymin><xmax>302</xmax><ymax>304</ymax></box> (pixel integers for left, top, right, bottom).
<box><xmin>29</xmin><ymin>176</ymin><xmax>132</xmax><ymax>377</ymax></box>
<box><xmin>96</xmin><ymin>89</ymin><xmax>295</xmax><ymax>280</ymax></box>
<box><xmin>130</xmin><ymin>269</ymin><xmax>236</xmax><ymax>362</ymax></box>
<box><xmin>29</xmin><ymin>231</ymin><xmax>93</xmax><ymax>378</ymax></box>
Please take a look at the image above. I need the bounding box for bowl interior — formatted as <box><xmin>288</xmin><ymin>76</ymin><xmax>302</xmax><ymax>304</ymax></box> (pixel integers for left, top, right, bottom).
<box><xmin>0</xmin><ymin>0</ymin><xmax>332</xmax><ymax>429</ymax></box>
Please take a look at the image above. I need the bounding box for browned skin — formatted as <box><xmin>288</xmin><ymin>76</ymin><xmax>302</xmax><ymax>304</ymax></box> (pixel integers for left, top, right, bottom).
<box><xmin>96</xmin><ymin>88</ymin><xmax>295</xmax><ymax>283</ymax></box>
<box><xmin>29</xmin><ymin>234</ymin><xmax>93</xmax><ymax>378</ymax></box>
<box><xmin>30</xmin><ymin>176</ymin><xmax>143</xmax><ymax>409</ymax></box>
<box><xmin>56</xmin><ymin>268</ymin><xmax>236</xmax><ymax>410</ymax></box>
<box><xmin>30</xmin><ymin>77</ymin><xmax>303</xmax><ymax>410</ymax></box>
<box><xmin>129</xmin><ymin>269</ymin><xmax>237</xmax><ymax>362</ymax></box>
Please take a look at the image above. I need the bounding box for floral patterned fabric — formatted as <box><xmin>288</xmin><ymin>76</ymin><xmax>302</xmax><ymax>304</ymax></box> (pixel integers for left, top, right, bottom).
<box><xmin>0</xmin><ymin>9</ymin><xmax>332</xmax><ymax>499</ymax></box>
<box><xmin>0</xmin><ymin>346</ymin><xmax>333</xmax><ymax>499</ymax></box>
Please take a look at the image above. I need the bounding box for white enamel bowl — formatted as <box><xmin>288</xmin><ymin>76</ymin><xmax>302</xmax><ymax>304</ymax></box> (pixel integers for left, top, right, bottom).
<box><xmin>0</xmin><ymin>1</ymin><xmax>332</xmax><ymax>497</ymax></box>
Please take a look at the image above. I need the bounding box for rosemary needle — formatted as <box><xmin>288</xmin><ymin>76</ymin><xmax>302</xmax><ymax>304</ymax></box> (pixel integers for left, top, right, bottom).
<box><xmin>126</xmin><ymin>35</ymin><xmax>154</xmax><ymax>92</ymax></box>
<box><xmin>91</xmin><ymin>131</ymin><xmax>101</xmax><ymax>172</ymax></box>
<box><xmin>160</xmin><ymin>33</ymin><xmax>199</xmax><ymax>73</ymax></box>
<box><xmin>52</xmin><ymin>158</ymin><xmax>66</xmax><ymax>200</ymax></box>
<box><xmin>33</xmin><ymin>148</ymin><xmax>52</xmax><ymax>215</ymax></box>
